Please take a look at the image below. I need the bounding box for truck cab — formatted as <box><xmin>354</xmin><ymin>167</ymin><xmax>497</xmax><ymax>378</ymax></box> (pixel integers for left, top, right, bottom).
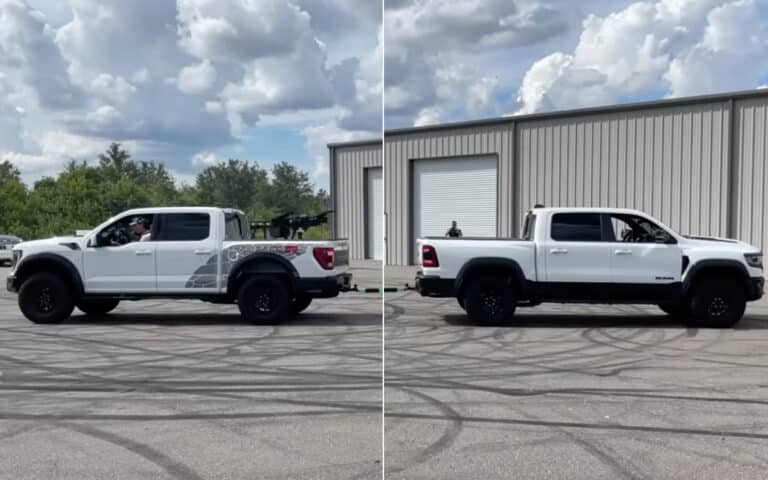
<box><xmin>7</xmin><ymin>207</ymin><xmax>351</xmax><ymax>324</ymax></box>
<box><xmin>416</xmin><ymin>207</ymin><xmax>764</xmax><ymax>327</ymax></box>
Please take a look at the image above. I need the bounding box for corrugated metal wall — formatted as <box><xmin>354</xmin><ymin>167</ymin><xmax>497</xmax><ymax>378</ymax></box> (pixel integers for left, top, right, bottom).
<box><xmin>734</xmin><ymin>97</ymin><xmax>768</xmax><ymax>254</ymax></box>
<box><xmin>517</xmin><ymin>102</ymin><xmax>732</xmax><ymax>238</ymax></box>
<box><xmin>331</xmin><ymin>143</ymin><xmax>382</xmax><ymax>260</ymax></box>
<box><xmin>384</xmin><ymin>124</ymin><xmax>515</xmax><ymax>265</ymax></box>
<box><xmin>332</xmin><ymin>92</ymin><xmax>767</xmax><ymax>265</ymax></box>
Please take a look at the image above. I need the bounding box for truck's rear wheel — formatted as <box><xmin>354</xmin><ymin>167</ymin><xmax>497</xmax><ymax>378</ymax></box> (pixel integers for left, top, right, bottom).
<box><xmin>18</xmin><ymin>273</ymin><xmax>75</xmax><ymax>324</ymax></box>
<box><xmin>464</xmin><ymin>275</ymin><xmax>516</xmax><ymax>325</ymax></box>
<box><xmin>292</xmin><ymin>295</ymin><xmax>313</xmax><ymax>314</ymax></box>
<box><xmin>690</xmin><ymin>278</ymin><xmax>745</xmax><ymax>328</ymax></box>
<box><xmin>76</xmin><ymin>299</ymin><xmax>120</xmax><ymax>316</ymax></box>
<box><xmin>237</xmin><ymin>276</ymin><xmax>292</xmax><ymax>324</ymax></box>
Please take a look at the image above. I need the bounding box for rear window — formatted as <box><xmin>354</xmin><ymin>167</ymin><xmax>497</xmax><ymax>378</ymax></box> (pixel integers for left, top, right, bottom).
<box><xmin>551</xmin><ymin>213</ymin><xmax>602</xmax><ymax>242</ymax></box>
<box><xmin>522</xmin><ymin>213</ymin><xmax>536</xmax><ymax>241</ymax></box>
<box><xmin>157</xmin><ymin>213</ymin><xmax>210</xmax><ymax>241</ymax></box>
<box><xmin>225</xmin><ymin>213</ymin><xmax>251</xmax><ymax>241</ymax></box>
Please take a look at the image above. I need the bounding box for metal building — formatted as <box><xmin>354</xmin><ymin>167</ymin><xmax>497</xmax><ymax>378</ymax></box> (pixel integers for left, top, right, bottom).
<box><xmin>329</xmin><ymin>89</ymin><xmax>768</xmax><ymax>265</ymax></box>
<box><xmin>328</xmin><ymin>139</ymin><xmax>383</xmax><ymax>261</ymax></box>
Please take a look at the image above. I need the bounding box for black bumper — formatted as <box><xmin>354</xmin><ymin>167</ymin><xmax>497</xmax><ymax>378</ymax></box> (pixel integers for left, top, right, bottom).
<box><xmin>415</xmin><ymin>271</ymin><xmax>455</xmax><ymax>297</ymax></box>
<box><xmin>295</xmin><ymin>273</ymin><xmax>352</xmax><ymax>298</ymax></box>
<box><xmin>748</xmin><ymin>277</ymin><xmax>764</xmax><ymax>301</ymax></box>
<box><xmin>6</xmin><ymin>274</ymin><xmax>17</xmax><ymax>293</ymax></box>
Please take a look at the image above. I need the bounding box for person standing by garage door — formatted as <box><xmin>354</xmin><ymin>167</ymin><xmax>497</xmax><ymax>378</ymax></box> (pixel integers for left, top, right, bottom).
<box><xmin>445</xmin><ymin>220</ymin><xmax>463</xmax><ymax>238</ymax></box>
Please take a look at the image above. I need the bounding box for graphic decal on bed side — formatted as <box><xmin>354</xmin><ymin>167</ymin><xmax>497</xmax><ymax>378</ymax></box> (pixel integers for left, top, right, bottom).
<box><xmin>185</xmin><ymin>244</ymin><xmax>308</xmax><ymax>288</ymax></box>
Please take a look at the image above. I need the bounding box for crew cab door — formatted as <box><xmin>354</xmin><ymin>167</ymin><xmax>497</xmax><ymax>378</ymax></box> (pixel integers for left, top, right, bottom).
<box><xmin>604</xmin><ymin>213</ymin><xmax>682</xmax><ymax>297</ymax></box>
<box><xmin>542</xmin><ymin>212</ymin><xmax>612</xmax><ymax>288</ymax></box>
<box><xmin>83</xmin><ymin>215</ymin><xmax>157</xmax><ymax>293</ymax></box>
<box><xmin>153</xmin><ymin>212</ymin><xmax>219</xmax><ymax>292</ymax></box>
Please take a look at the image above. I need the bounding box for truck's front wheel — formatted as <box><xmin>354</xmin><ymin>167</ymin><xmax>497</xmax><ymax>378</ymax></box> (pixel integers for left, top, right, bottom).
<box><xmin>464</xmin><ymin>275</ymin><xmax>516</xmax><ymax>325</ymax></box>
<box><xmin>18</xmin><ymin>273</ymin><xmax>75</xmax><ymax>324</ymax></box>
<box><xmin>690</xmin><ymin>278</ymin><xmax>746</xmax><ymax>328</ymax></box>
<box><xmin>237</xmin><ymin>276</ymin><xmax>292</xmax><ymax>324</ymax></box>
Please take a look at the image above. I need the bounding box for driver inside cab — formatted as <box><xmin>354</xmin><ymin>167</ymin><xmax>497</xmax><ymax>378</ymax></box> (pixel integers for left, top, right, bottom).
<box><xmin>130</xmin><ymin>217</ymin><xmax>152</xmax><ymax>242</ymax></box>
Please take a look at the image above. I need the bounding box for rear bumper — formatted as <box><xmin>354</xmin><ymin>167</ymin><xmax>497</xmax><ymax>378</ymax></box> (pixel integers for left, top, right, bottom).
<box><xmin>295</xmin><ymin>273</ymin><xmax>352</xmax><ymax>298</ymax></box>
<box><xmin>748</xmin><ymin>276</ymin><xmax>764</xmax><ymax>301</ymax></box>
<box><xmin>415</xmin><ymin>271</ymin><xmax>455</xmax><ymax>297</ymax></box>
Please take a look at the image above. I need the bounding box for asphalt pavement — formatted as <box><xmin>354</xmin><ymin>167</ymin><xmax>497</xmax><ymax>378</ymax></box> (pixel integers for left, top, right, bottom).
<box><xmin>383</xmin><ymin>265</ymin><xmax>768</xmax><ymax>480</ymax></box>
<box><xmin>0</xmin><ymin>261</ymin><xmax>383</xmax><ymax>480</ymax></box>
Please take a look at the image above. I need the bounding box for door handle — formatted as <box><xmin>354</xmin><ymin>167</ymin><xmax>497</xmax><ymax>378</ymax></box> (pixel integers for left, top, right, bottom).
<box><xmin>135</xmin><ymin>250</ymin><xmax>152</xmax><ymax>256</ymax></box>
<box><xmin>550</xmin><ymin>248</ymin><xmax>569</xmax><ymax>254</ymax></box>
<box><xmin>194</xmin><ymin>249</ymin><xmax>212</xmax><ymax>255</ymax></box>
<box><xmin>614</xmin><ymin>249</ymin><xmax>633</xmax><ymax>255</ymax></box>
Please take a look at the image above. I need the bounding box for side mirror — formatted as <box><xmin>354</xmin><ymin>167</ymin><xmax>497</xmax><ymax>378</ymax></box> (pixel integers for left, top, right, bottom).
<box><xmin>655</xmin><ymin>232</ymin><xmax>674</xmax><ymax>244</ymax></box>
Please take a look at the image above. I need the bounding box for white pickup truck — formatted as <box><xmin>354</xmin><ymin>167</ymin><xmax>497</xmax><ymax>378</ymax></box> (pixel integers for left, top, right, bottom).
<box><xmin>416</xmin><ymin>207</ymin><xmax>764</xmax><ymax>328</ymax></box>
<box><xmin>6</xmin><ymin>207</ymin><xmax>351</xmax><ymax>324</ymax></box>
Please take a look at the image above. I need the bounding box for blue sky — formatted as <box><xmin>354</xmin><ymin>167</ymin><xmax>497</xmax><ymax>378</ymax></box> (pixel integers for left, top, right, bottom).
<box><xmin>385</xmin><ymin>0</ymin><xmax>768</xmax><ymax>127</ymax></box>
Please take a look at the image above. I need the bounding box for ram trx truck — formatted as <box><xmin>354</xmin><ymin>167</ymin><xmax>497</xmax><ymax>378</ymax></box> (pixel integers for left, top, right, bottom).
<box><xmin>416</xmin><ymin>207</ymin><xmax>764</xmax><ymax>328</ymax></box>
<box><xmin>7</xmin><ymin>207</ymin><xmax>351</xmax><ymax>324</ymax></box>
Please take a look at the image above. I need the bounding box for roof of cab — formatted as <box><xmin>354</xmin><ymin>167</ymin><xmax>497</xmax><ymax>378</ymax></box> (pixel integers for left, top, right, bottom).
<box><xmin>120</xmin><ymin>206</ymin><xmax>245</xmax><ymax>215</ymax></box>
<box><xmin>530</xmin><ymin>206</ymin><xmax>647</xmax><ymax>215</ymax></box>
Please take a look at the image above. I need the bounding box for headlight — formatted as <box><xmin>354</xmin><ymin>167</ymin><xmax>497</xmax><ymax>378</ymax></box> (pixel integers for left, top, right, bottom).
<box><xmin>745</xmin><ymin>253</ymin><xmax>763</xmax><ymax>269</ymax></box>
<box><xmin>11</xmin><ymin>250</ymin><xmax>21</xmax><ymax>270</ymax></box>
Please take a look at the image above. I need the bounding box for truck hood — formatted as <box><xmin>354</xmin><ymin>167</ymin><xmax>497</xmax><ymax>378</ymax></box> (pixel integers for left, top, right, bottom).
<box><xmin>681</xmin><ymin>235</ymin><xmax>759</xmax><ymax>252</ymax></box>
<box><xmin>15</xmin><ymin>236</ymin><xmax>85</xmax><ymax>250</ymax></box>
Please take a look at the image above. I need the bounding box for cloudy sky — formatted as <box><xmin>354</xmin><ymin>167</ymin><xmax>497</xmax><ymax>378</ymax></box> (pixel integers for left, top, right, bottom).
<box><xmin>0</xmin><ymin>0</ymin><xmax>381</xmax><ymax>187</ymax></box>
<box><xmin>3</xmin><ymin>0</ymin><xmax>767</xmax><ymax>188</ymax></box>
<box><xmin>385</xmin><ymin>0</ymin><xmax>768</xmax><ymax>128</ymax></box>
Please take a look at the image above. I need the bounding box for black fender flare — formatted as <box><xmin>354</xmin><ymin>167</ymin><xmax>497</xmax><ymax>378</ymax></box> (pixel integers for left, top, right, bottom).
<box><xmin>455</xmin><ymin>257</ymin><xmax>527</xmax><ymax>297</ymax></box>
<box><xmin>682</xmin><ymin>259</ymin><xmax>750</xmax><ymax>295</ymax></box>
<box><xmin>226</xmin><ymin>252</ymin><xmax>299</xmax><ymax>294</ymax></box>
<box><xmin>13</xmin><ymin>253</ymin><xmax>84</xmax><ymax>297</ymax></box>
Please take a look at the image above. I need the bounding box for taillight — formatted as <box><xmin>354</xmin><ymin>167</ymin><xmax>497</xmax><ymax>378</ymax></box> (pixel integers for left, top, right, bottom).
<box><xmin>422</xmin><ymin>245</ymin><xmax>439</xmax><ymax>267</ymax></box>
<box><xmin>313</xmin><ymin>247</ymin><xmax>335</xmax><ymax>270</ymax></box>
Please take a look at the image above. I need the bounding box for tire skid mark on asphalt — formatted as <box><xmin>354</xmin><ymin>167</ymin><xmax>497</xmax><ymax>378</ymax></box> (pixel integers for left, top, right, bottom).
<box><xmin>386</xmin><ymin>411</ymin><xmax>768</xmax><ymax>440</ymax></box>
<box><xmin>1</xmin><ymin>408</ymin><xmax>372</xmax><ymax>422</ymax></box>
<box><xmin>59</xmin><ymin>422</ymin><xmax>206</xmax><ymax>480</ymax></box>
<box><xmin>385</xmin><ymin>386</ymin><xmax>464</xmax><ymax>475</ymax></box>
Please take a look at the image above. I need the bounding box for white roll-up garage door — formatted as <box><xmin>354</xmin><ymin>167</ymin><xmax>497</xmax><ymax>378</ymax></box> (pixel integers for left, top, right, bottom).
<box><xmin>414</xmin><ymin>157</ymin><xmax>497</xmax><ymax>243</ymax></box>
<box><xmin>366</xmin><ymin>167</ymin><xmax>383</xmax><ymax>260</ymax></box>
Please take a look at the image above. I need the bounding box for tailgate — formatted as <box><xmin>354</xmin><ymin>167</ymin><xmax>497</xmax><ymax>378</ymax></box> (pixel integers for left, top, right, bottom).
<box><xmin>330</xmin><ymin>239</ymin><xmax>349</xmax><ymax>268</ymax></box>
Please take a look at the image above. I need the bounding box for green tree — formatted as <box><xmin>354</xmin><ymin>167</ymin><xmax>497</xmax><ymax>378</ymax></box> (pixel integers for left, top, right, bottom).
<box><xmin>0</xmin><ymin>160</ymin><xmax>21</xmax><ymax>182</ymax></box>
<box><xmin>195</xmin><ymin>159</ymin><xmax>269</xmax><ymax>211</ymax></box>
<box><xmin>265</xmin><ymin>162</ymin><xmax>316</xmax><ymax>213</ymax></box>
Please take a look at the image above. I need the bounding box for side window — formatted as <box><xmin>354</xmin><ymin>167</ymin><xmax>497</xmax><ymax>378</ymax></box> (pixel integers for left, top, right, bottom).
<box><xmin>522</xmin><ymin>213</ymin><xmax>536</xmax><ymax>241</ymax></box>
<box><xmin>609</xmin><ymin>214</ymin><xmax>672</xmax><ymax>243</ymax></box>
<box><xmin>551</xmin><ymin>213</ymin><xmax>602</xmax><ymax>242</ymax></box>
<box><xmin>156</xmin><ymin>213</ymin><xmax>211</xmax><ymax>241</ymax></box>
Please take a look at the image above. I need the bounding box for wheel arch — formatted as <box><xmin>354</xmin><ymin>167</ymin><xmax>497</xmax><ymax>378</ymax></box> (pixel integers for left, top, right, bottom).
<box><xmin>227</xmin><ymin>252</ymin><xmax>298</xmax><ymax>296</ymax></box>
<box><xmin>14</xmin><ymin>253</ymin><xmax>84</xmax><ymax>297</ymax></box>
<box><xmin>455</xmin><ymin>257</ymin><xmax>527</xmax><ymax>300</ymax></box>
<box><xmin>682</xmin><ymin>259</ymin><xmax>750</xmax><ymax>296</ymax></box>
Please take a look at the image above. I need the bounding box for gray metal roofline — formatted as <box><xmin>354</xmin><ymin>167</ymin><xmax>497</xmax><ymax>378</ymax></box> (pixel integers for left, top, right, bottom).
<box><xmin>383</xmin><ymin>87</ymin><xmax>768</xmax><ymax>136</ymax></box>
<box><xmin>326</xmin><ymin>138</ymin><xmax>382</xmax><ymax>149</ymax></box>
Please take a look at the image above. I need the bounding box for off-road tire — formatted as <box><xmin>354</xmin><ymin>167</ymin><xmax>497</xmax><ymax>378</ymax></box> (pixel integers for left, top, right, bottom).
<box><xmin>18</xmin><ymin>272</ymin><xmax>75</xmax><ymax>324</ymax></box>
<box><xmin>292</xmin><ymin>295</ymin><xmax>313</xmax><ymax>314</ymax></box>
<box><xmin>464</xmin><ymin>275</ymin><xmax>517</xmax><ymax>325</ymax></box>
<box><xmin>690</xmin><ymin>277</ymin><xmax>746</xmax><ymax>328</ymax></box>
<box><xmin>76</xmin><ymin>299</ymin><xmax>120</xmax><ymax>316</ymax></box>
<box><xmin>237</xmin><ymin>276</ymin><xmax>292</xmax><ymax>324</ymax></box>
